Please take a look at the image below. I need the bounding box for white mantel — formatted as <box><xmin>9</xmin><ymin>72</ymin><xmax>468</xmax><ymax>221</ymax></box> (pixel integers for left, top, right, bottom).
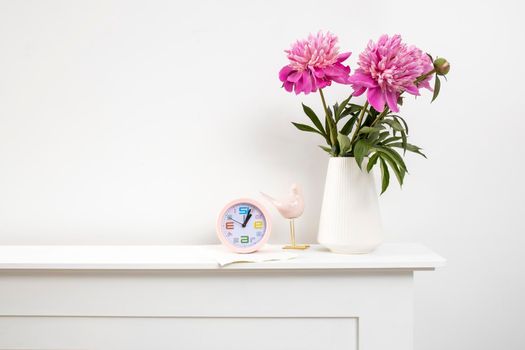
<box><xmin>0</xmin><ymin>243</ymin><xmax>445</xmax><ymax>270</ymax></box>
<box><xmin>0</xmin><ymin>244</ymin><xmax>445</xmax><ymax>350</ymax></box>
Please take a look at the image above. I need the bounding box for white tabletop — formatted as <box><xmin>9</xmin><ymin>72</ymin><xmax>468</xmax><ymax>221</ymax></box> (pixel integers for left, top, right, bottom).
<box><xmin>0</xmin><ymin>243</ymin><xmax>446</xmax><ymax>270</ymax></box>
<box><xmin>0</xmin><ymin>243</ymin><xmax>445</xmax><ymax>271</ymax></box>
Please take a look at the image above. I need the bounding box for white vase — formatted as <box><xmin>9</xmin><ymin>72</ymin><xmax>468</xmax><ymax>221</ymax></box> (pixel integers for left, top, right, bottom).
<box><xmin>317</xmin><ymin>157</ymin><xmax>383</xmax><ymax>254</ymax></box>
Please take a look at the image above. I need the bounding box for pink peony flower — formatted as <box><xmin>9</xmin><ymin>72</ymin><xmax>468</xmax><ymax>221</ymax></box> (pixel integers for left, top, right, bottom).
<box><xmin>348</xmin><ymin>34</ymin><xmax>434</xmax><ymax>113</ymax></box>
<box><xmin>279</xmin><ymin>31</ymin><xmax>352</xmax><ymax>95</ymax></box>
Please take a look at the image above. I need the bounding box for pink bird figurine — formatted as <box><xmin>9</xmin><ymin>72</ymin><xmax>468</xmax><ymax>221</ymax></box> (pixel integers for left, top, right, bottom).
<box><xmin>261</xmin><ymin>184</ymin><xmax>309</xmax><ymax>250</ymax></box>
<box><xmin>261</xmin><ymin>183</ymin><xmax>304</xmax><ymax>219</ymax></box>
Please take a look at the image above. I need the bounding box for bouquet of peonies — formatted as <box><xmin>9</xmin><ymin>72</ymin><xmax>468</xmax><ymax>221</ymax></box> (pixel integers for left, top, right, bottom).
<box><xmin>279</xmin><ymin>32</ymin><xmax>450</xmax><ymax>193</ymax></box>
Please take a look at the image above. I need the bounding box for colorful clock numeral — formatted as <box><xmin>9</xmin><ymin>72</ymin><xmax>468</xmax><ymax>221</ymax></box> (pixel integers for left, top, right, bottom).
<box><xmin>225</xmin><ymin>221</ymin><xmax>234</xmax><ymax>230</ymax></box>
<box><xmin>239</xmin><ymin>206</ymin><xmax>250</xmax><ymax>215</ymax></box>
<box><xmin>253</xmin><ymin>220</ymin><xmax>263</xmax><ymax>229</ymax></box>
<box><xmin>240</xmin><ymin>235</ymin><xmax>249</xmax><ymax>244</ymax></box>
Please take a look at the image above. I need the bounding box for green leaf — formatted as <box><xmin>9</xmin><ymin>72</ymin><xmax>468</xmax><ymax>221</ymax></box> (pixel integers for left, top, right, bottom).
<box><xmin>392</xmin><ymin>119</ymin><xmax>405</xmax><ymax>132</ymax></box>
<box><xmin>336</xmin><ymin>95</ymin><xmax>352</xmax><ymax>121</ymax></box>
<box><xmin>366</xmin><ymin>153</ymin><xmax>380</xmax><ymax>173</ymax></box>
<box><xmin>324</xmin><ymin>114</ymin><xmax>330</xmax><ymax>143</ymax></box>
<box><xmin>389</xmin><ymin>142</ymin><xmax>422</xmax><ymax>151</ymax></box>
<box><xmin>337</xmin><ymin>133</ymin><xmax>352</xmax><ymax>156</ymax></box>
<box><xmin>333</xmin><ymin>103</ymin><xmax>339</xmax><ymax>121</ymax></box>
<box><xmin>400</xmin><ymin>130</ymin><xmax>408</xmax><ymax>153</ymax></box>
<box><xmin>340</xmin><ymin>103</ymin><xmax>363</xmax><ymax>121</ymax></box>
<box><xmin>381</xmin><ymin>119</ymin><xmax>404</xmax><ymax>132</ymax></box>
<box><xmin>369</xmin><ymin>106</ymin><xmax>379</xmax><ymax>118</ymax></box>
<box><xmin>375</xmin><ymin>131</ymin><xmax>391</xmax><ymax>144</ymax></box>
<box><xmin>365</xmin><ymin>127</ymin><xmax>386</xmax><ymax>144</ymax></box>
<box><xmin>432</xmin><ymin>75</ymin><xmax>441</xmax><ymax>102</ymax></box>
<box><xmin>379</xmin><ymin>157</ymin><xmax>390</xmax><ymax>194</ymax></box>
<box><xmin>389</xmin><ymin>142</ymin><xmax>427</xmax><ymax>158</ymax></box>
<box><xmin>382</xmin><ymin>136</ymin><xmax>402</xmax><ymax>145</ymax></box>
<box><xmin>325</xmin><ymin>114</ymin><xmax>338</xmax><ymax>151</ymax></box>
<box><xmin>387</xmin><ymin>115</ymin><xmax>409</xmax><ymax>134</ymax></box>
<box><xmin>347</xmin><ymin>104</ymin><xmax>363</xmax><ymax>114</ymax></box>
<box><xmin>340</xmin><ymin>109</ymin><xmax>354</xmax><ymax>119</ymax></box>
<box><xmin>319</xmin><ymin>145</ymin><xmax>333</xmax><ymax>155</ymax></box>
<box><xmin>302</xmin><ymin>104</ymin><xmax>326</xmax><ymax>135</ymax></box>
<box><xmin>376</xmin><ymin>146</ymin><xmax>407</xmax><ymax>172</ymax></box>
<box><xmin>358</xmin><ymin>126</ymin><xmax>381</xmax><ymax>135</ymax></box>
<box><xmin>292</xmin><ymin>122</ymin><xmax>322</xmax><ymax>134</ymax></box>
<box><xmin>363</xmin><ymin>113</ymin><xmax>375</xmax><ymax>127</ymax></box>
<box><xmin>378</xmin><ymin>152</ymin><xmax>404</xmax><ymax>186</ymax></box>
<box><xmin>353</xmin><ymin>139</ymin><xmax>371</xmax><ymax>169</ymax></box>
<box><xmin>340</xmin><ymin>105</ymin><xmax>359</xmax><ymax>119</ymax></box>
<box><xmin>340</xmin><ymin>115</ymin><xmax>358</xmax><ymax>135</ymax></box>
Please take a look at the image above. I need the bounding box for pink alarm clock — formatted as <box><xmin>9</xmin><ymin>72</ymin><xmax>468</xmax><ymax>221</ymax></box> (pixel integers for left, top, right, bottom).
<box><xmin>216</xmin><ymin>198</ymin><xmax>272</xmax><ymax>253</ymax></box>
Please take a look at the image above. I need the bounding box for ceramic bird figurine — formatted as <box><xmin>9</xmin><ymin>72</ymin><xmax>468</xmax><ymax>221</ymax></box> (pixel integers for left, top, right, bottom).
<box><xmin>261</xmin><ymin>183</ymin><xmax>309</xmax><ymax>250</ymax></box>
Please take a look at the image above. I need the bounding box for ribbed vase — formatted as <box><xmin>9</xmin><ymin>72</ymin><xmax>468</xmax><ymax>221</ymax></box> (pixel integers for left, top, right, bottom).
<box><xmin>317</xmin><ymin>157</ymin><xmax>383</xmax><ymax>254</ymax></box>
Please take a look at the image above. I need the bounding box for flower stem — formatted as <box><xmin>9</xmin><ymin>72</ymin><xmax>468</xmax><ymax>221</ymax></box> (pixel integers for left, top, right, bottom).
<box><xmin>371</xmin><ymin>107</ymin><xmax>390</xmax><ymax>127</ymax></box>
<box><xmin>414</xmin><ymin>68</ymin><xmax>436</xmax><ymax>85</ymax></box>
<box><xmin>350</xmin><ymin>101</ymin><xmax>369</xmax><ymax>145</ymax></box>
<box><xmin>319</xmin><ymin>89</ymin><xmax>329</xmax><ymax>115</ymax></box>
<box><xmin>319</xmin><ymin>88</ymin><xmax>337</xmax><ymax>148</ymax></box>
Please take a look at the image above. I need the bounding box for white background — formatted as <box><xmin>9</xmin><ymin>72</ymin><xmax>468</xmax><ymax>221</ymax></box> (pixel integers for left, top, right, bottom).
<box><xmin>0</xmin><ymin>0</ymin><xmax>524</xmax><ymax>349</ymax></box>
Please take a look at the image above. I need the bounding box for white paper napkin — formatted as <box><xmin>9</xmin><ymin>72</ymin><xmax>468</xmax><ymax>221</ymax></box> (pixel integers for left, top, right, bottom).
<box><xmin>214</xmin><ymin>245</ymin><xmax>298</xmax><ymax>267</ymax></box>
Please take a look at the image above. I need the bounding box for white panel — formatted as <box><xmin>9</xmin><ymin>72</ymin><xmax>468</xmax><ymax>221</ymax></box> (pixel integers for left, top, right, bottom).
<box><xmin>0</xmin><ymin>270</ymin><xmax>413</xmax><ymax>349</ymax></box>
<box><xmin>0</xmin><ymin>270</ymin><xmax>413</xmax><ymax>318</ymax></box>
<box><xmin>0</xmin><ymin>316</ymin><xmax>357</xmax><ymax>350</ymax></box>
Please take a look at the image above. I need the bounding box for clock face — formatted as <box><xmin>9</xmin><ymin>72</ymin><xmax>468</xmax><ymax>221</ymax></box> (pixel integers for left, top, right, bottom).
<box><xmin>217</xmin><ymin>199</ymin><xmax>271</xmax><ymax>253</ymax></box>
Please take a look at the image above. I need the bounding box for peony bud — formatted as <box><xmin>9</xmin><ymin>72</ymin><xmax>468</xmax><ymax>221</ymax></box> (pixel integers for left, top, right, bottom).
<box><xmin>434</xmin><ymin>57</ymin><xmax>450</xmax><ymax>76</ymax></box>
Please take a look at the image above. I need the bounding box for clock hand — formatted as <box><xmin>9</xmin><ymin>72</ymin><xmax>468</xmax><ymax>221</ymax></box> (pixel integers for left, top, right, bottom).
<box><xmin>227</xmin><ymin>216</ymin><xmax>243</xmax><ymax>225</ymax></box>
<box><xmin>242</xmin><ymin>209</ymin><xmax>252</xmax><ymax>227</ymax></box>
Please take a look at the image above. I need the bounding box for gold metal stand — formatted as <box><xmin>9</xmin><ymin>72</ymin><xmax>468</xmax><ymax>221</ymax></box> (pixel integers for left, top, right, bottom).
<box><xmin>282</xmin><ymin>219</ymin><xmax>310</xmax><ymax>250</ymax></box>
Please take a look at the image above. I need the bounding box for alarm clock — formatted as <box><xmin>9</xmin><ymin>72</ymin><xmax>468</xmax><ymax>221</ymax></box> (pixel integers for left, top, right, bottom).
<box><xmin>216</xmin><ymin>198</ymin><xmax>272</xmax><ymax>253</ymax></box>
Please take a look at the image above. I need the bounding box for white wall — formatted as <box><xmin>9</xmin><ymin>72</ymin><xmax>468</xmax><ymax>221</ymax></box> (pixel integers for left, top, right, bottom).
<box><xmin>1</xmin><ymin>0</ymin><xmax>524</xmax><ymax>349</ymax></box>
